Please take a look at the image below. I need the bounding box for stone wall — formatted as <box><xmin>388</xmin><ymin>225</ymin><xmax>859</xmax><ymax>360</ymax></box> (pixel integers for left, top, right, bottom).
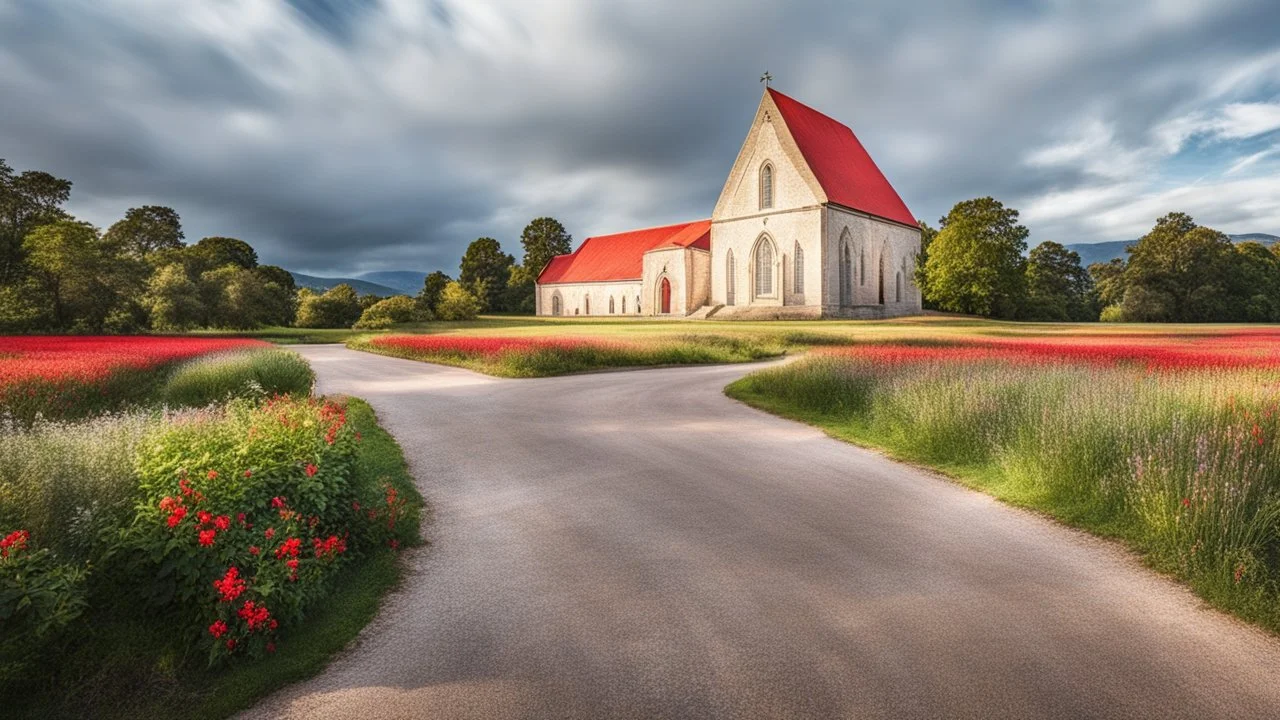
<box><xmin>536</xmin><ymin>280</ymin><xmax>644</xmax><ymax>317</ymax></box>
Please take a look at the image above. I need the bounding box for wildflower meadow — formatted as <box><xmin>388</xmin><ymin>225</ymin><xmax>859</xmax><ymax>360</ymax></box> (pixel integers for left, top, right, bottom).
<box><xmin>728</xmin><ymin>328</ymin><xmax>1280</xmax><ymax>629</ymax></box>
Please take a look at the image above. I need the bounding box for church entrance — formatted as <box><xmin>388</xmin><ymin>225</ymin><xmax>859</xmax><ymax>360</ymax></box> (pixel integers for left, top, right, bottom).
<box><xmin>660</xmin><ymin>277</ymin><xmax>672</xmax><ymax>314</ymax></box>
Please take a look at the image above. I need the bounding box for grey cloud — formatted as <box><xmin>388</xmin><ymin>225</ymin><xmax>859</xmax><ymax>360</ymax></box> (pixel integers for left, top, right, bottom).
<box><xmin>1</xmin><ymin>0</ymin><xmax>1278</xmax><ymax>276</ymax></box>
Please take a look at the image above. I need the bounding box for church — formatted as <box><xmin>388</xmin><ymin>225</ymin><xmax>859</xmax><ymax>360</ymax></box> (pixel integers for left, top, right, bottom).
<box><xmin>535</xmin><ymin>88</ymin><xmax>922</xmax><ymax>319</ymax></box>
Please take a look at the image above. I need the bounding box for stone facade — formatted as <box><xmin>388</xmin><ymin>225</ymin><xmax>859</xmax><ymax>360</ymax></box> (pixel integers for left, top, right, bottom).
<box><xmin>536</xmin><ymin>280</ymin><xmax>643</xmax><ymax>317</ymax></box>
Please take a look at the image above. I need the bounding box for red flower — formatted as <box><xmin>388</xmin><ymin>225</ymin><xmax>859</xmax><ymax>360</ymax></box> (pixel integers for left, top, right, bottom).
<box><xmin>207</xmin><ymin>470</ymin><xmax>218</xmax><ymax>480</ymax></box>
<box><xmin>209</xmin><ymin>619</ymin><xmax>228</xmax><ymax>638</ymax></box>
<box><xmin>264</xmin><ymin>527</ymin><xmax>276</xmax><ymax>540</ymax></box>
<box><xmin>304</xmin><ymin>463</ymin><xmax>318</xmax><ymax>477</ymax></box>
<box><xmin>389</xmin><ymin>539</ymin><xmax>400</xmax><ymax>550</ymax></box>
<box><xmin>243</xmin><ymin>469</ymin><xmax>252</xmax><ymax>478</ymax></box>
<box><xmin>237</xmin><ymin>513</ymin><xmax>247</xmax><ymax>525</ymax></box>
<box><xmin>166</xmin><ymin>506</ymin><xmax>188</xmax><ymax>528</ymax></box>
<box><xmin>249</xmin><ymin>545</ymin><xmax>260</xmax><ymax>555</ymax></box>
<box><xmin>198</xmin><ymin>529</ymin><xmax>217</xmax><ymax>546</ymax></box>
<box><xmin>276</xmin><ymin>537</ymin><xmax>302</xmax><ymax>559</ymax></box>
<box><xmin>226</xmin><ymin>638</ymin><xmax>236</xmax><ymax>650</ymax></box>
<box><xmin>1</xmin><ymin>529</ymin><xmax>30</xmax><ymax>558</ymax></box>
<box><xmin>213</xmin><ymin>515</ymin><xmax>231</xmax><ymax>531</ymax></box>
<box><xmin>179</xmin><ymin>478</ymin><xmax>193</xmax><ymax>497</ymax></box>
<box><xmin>1181</xmin><ymin>497</ymin><xmax>1192</xmax><ymax>508</ymax></box>
<box><xmin>271</xmin><ymin>497</ymin><xmax>286</xmax><ymax>509</ymax></box>
<box><xmin>238</xmin><ymin>600</ymin><xmax>272</xmax><ymax>631</ymax></box>
<box><xmin>213</xmin><ymin>566</ymin><xmax>246</xmax><ymax>603</ymax></box>
<box><xmin>158</xmin><ymin>496</ymin><xmax>181</xmax><ymax>513</ymax></box>
<box><xmin>197</xmin><ymin>510</ymin><xmax>212</xmax><ymax>525</ymax></box>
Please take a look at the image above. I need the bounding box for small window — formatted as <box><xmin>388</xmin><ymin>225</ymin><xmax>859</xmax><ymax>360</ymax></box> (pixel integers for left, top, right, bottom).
<box><xmin>551</xmin><ymin>294</ymin><xmax>562</xmax><ymax>315</ymax></box>
<box><xmin>609</xmin><ymin>296</ymin><xmax>615</xmax><ymax>314</ymax></box>
<box><xmin>726</xmin><ymin>249</ymin><xmax>736</xmax><ymax>306</ymax></box>
<box><xmin>584</xmin><ymin>296</ymin><xmax>590</xmax><ymax>315</ymax></box>
<box><xmin>636</xmin><ymin>296</ymin><xmax>641</xmax><ymax>313</ymax></box>
<box><xmin>760</xmin><ymin>163</ymin><xmax>774</xmax><ymax>210</ymax></box>
<box><xmin>896</xmin><ymin>272</ymin><xmax>903</xmax><ymax>303</ymax></box>
<box><xmin>621</xmin><ymin>296</ymin><xmax>627</xmax><ymax>314</ymax></box>
<box><xmin>794</xmin><ymin>243</ymin><xmax>804</xmax><ymax>295</ymax></box>
<box><xmin>860</xmin><ymin>248</ymin><xmax>866</xmax><ymax>286</ymax></box>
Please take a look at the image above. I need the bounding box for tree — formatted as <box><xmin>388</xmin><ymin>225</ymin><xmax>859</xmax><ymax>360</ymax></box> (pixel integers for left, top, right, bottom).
<box><xmin>417</xmin><ymin>270</ymin><xmax>451</xmax><ymax>315</ymax></box>
<box><xmin>354</xmin><ymin>295</ymin><xmax>430</xmax><ymax>329</ymax></box>
<box><xmin>914</xmin><ymin>220</ymin><xmax>940</xmax><ymax>310</ymax></box>
<box><xmin>459</xmin><ymin>237</ymin><xmax>513</xmax><ymax>311</ymax></box>
<box><xmin>22</xmin><ymin>220</ymin><xmax>123</xmax><ymax>331</ymax></box>
<box><xmin>435</xmin><ymin>281</ymin><xmax>481</xmax><ymax>321</ymax></box>
<box><xmin>501</xmin><ymin>264</ymin><xmax>537</xmax><ymax>314</ymax></box>
<box><xmin>103</xmin><ymin>205</ymin><xmax>184</xmax><ymax>258</ymax></box>
<box><xmin>1088</xmin><ymin>258</ymin><xmax>1126</xmax><ymax>315</ymax></box>
<box><xmin>919</xmin><ymin>198</ymin><xmax>1028</xmax><ymax>318</ymax></box>
<box><xmin>199</xmin><ymin>265</ymin><xmax>294</xmax><ymax>329</ymax></box>
<box><xmin>1024</xmin><ymin>241</ymin><xmax>1093</xmax><ymax>321</ymax></box>
<box><xmin>1122</xmin><ymin>213</ymin><xmax>1234</xmax><ymax>322</ymax></box>
<box><xmin>144</xmin><ymin>263</ymin><xmax>205</xmax><ymax>331</ymax></box>
<box><xmin>0</xmin><ymin>159</ymin><xmax>73</xmax><ymax>280</ymax></box>
<box><xmin>520</xmin><ymin>217</ymin><xmax>572</xmax><ymax>277</ymax></box>
<box><xmin>255</xmin><ymin>265</ymin><xmax>297</xmax><ymax>295</ymax></box>
<box><xmin>1227</xmin><ymin>242</ymin><xmax>1280</xmax><ymax>322</ymax></box>
<box><xmin>190</xmin><ymin>236</ymin><xmax>258</xmax><ymax>273</ymax></box>
<box><xmin>295</xmin><ymin>284</ymin><xmax>363</xmax><ymax>328</ymax></box>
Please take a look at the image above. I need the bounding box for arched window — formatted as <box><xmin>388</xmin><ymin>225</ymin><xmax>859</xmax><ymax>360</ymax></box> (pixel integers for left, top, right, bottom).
<box><xmin>793</xmin><ymin>243</ymin><xmax>804</xmax><ymax>295</ymax></box>
<box><xmin>760</xmin><ymin>163</ymin><xmax>774</xmax><ymax>210</ymax></box>
<box><xmin>726</xmin><ymin>249</ymin><xmax>736</xmax><ymax>306</ymax></box>
<box><xmin>895</xmin><ymin>272</ymin><xmax>903</xmax><ymax>303</ymax></box>
<box><xmin>754</xmin><ymin>236</ymin><xmax>775</xmax><ymax>297</ymax></box>
<box><xmin>609</xmin><ymin>296</ymin><xmax>615</xmax><ymax>314</ymax></box>
<box><xmin>878</xmin><ymin>250</ymin><xmax>887</xmax><ymax>305</ymax></box>
<box><xmin>860</xmin><ymin>247</ymin><xmax>867</xmax><ymax>286</ymax></box>
<box><xmin>636</xmin><ymin>296</ymin><xmax>641</xmax><ymax>313</ymax></box>
<box><xmin>621</xmin><ymin>296</ymin><xmax>627</xmax><ymax>314</ymax></box>
<box><xmin>584</xmin><ymin>295</ymin><xmax>590</xmax><ymax>315</ymax></box>
<box><xmin>839</xmin><ymin>238</ymin><xmax>851</xmax><ymax>306</ymax></box>
<box><xmin>551</xmin><ymin>293</ymin><xmax>562</xmax><ymax>316</ymax></box>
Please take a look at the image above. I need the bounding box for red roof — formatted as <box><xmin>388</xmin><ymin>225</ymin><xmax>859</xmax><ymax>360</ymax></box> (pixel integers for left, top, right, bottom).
<box><xmin>537</xmin><ymin>220</ymin><xmax>711</xmax><ymax>285</ymax></box>
<box><xmin>768</xmin><ymin>89</ymin><xmax>917</xmax><ymax>227</ymax></box>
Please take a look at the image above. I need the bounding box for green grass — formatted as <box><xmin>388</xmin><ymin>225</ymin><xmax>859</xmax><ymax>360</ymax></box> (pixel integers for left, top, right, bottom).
<box><xmin>726</xmin><ymin>349</ymin><xmax>1280</xmax><ymax>634</ymax></box>
<box><xmin>160</xmin><ymin>349</ymin><xmax>315</xmax><ymax>407</ymax></box>
<box><xmin>4</xmin><ymin>398</ymin><xmax>424</xmax><ymax>720</ymax></box>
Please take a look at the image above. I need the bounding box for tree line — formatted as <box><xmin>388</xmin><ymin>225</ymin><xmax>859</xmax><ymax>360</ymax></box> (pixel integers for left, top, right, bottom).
<box><xmin>0</xmin><ymin>158</ymin><xmax>573</xmax><ymax>332</ymax></box>
<box><xmin>916</xmin><ymin>197</ymin><xmax>1280</xmax><ymax>323</ymax></box>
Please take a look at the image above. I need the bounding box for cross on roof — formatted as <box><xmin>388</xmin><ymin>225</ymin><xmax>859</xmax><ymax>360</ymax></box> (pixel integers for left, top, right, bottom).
<box><xmin>760</xmin><ymin>71</ymin><xmax>773</xmax><ymax>88</ymax></box>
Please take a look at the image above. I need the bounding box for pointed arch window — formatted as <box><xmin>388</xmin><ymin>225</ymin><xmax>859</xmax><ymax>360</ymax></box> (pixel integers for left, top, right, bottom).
<box><xmin>895</xmin><ymin>272</ymin><xmax>903</xmax><ymax>303</ymax></box>
<box><xmin>551</xmin><ymin>293</ymin><xmax>562</xmax><ymax>316</ymax></box>
<box><xmin>609</xmin><ymin>296</ymin><xmax>615</xmax><ymax>314</ymax></box>
<box><xmin>754</xmin><ymin>236</ymin><xmax>775</xmax><ymax>297</ymax></box>
<box><xmin>621</xmin><ymin>296</ymin><xmax>627</xmax><ymax>314</ymax></box>
<box><xmin>584</xmin><ymin>295</ymin><xmax>590</xmax><ymax>315</ymax></box>
<box><xmin>760</xmin><ymin>163</ymin><xmax>774</xmax><ymax>210</ymax></box>
<box><xmin>860</xmin><ymin>247</ymin><xmax>867</xmax><ymax>286</ymax></box>
<box><xmin>839</xmin><ymin>241</ymin><xmax>852</xmax><ymax>306</ymax></box>
<box><xmin>726</xmin><ymin>250</ymin><xmax>736</xmax><ymax>306</ymax></box>
<box><xmin>793</xmin><ymin>243</ymin><xmax>805</xmax><ymax>295</ymax></box>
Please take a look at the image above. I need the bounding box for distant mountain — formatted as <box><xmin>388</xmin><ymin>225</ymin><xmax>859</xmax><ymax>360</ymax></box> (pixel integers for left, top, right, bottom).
<box><xmin>1062</xmin><ymin>233</ymin><xmax>1279</xmax><ymax>268</ymax></box>
<box><xmin>288</xmin><ymin>272</ymin><xmax>400</xmax><ymax>297</ymax></box>
<box><xmin>357</xmin><ymin>271</ymin><xmax>429</xmax><ymax>294</ymax></box>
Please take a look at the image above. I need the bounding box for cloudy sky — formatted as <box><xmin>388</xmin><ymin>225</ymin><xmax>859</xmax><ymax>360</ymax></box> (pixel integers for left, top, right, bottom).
<box><xmin>3</xmin><ymin>0</ymin><xmax>1279</xmax><ymax>276</ymax></box>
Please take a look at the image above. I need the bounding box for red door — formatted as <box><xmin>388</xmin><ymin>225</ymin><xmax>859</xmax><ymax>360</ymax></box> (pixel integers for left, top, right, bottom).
<box><xmin>660</xmin><ymin>278</ymin><xmax>672</xmax><ymax>314</ymax></box>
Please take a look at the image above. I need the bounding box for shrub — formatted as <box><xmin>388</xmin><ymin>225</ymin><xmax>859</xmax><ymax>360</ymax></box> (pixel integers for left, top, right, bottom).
<box><xmin>159</xmin><ymin>349</ymin><xmax>314</xmax><ymax>408</ymax></box>
<box><xmin>434</xmin><ymin>281</ymin><xmax>481</xmax><ymax>321</ymax></box>
<box><xmin>295</xmin><ymin>285</ymin><xmax>363</xmax><ymax>328</ymax></box>
<box><xmin>115</xmin><ymin>396</ymin><xmax>409</xmax><ymax>663</ymax></box>
<box><xmin>353</xmin><ymin>295</ymin><xmax>429</xmax><ymax>329</ymax></box>
<box><xmin>0</xmin><ymin>534</ymin><xmax>88</xmax><ymax>682</ymax></box>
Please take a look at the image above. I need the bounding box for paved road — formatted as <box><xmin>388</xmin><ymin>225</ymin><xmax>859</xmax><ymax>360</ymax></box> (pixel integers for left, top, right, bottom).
<box><xmin>245</xmin><ymin>345</ymin><xmax>1280</xmax><ymax>720</ymax></box>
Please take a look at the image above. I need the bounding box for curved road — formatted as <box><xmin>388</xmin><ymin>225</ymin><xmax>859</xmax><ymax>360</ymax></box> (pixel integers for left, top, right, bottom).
<box><xmin>245</xmin><ymin>345</ymin><xmax>1280</xmax><ymax>719</ymax></box>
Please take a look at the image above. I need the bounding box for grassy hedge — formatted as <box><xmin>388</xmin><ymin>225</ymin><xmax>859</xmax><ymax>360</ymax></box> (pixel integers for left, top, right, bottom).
<box><xmin>159</xmin><ymin>349</ymin><xmax>314</xmax><ymax>408</ymax></box>
<box><xmin>1</xmin><ymin>398</ymin><xmax>423</xmax><ymax>719</ymax></box>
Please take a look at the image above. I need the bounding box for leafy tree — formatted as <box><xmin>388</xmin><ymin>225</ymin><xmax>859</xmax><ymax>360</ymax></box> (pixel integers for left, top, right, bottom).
<box><xmin>1227</xmin><ymin>242</ymin><xmax>1280</xmax><ymax>322</ymax></box>
<box><xmin>199</xmin><ymin>266</ymin><xmax>294</xmax><ymax>329</ymax></box>
<box><xmin>103</xmin><ymin>206</ymin><xmax>184</xmax><ymax>258</ymax></box>
<box><xmin>1088</xmin><ymin>259</ymin><xmax>1126</xmax><ymax>316</ymax></box>
<box><xmin>501</xmin><ymin>264</ymin><xmax>537</xmax><ymax>314</ymax></box>
<box><xmin>22</xmin><ymin>220</ymin><xmax>138</xmax><ymax>331</ymax></box>
<box><xmin>255</xmin><ymin>265</ymin><xmax>297</xmax><ymax>295</ymax></box>
<box><xmin>190</xmin><ymin>236</ymin><xmax>258</xmax><ymax>273</ymax></box>
<box><xmin>459</xmin><ymin>237</ymin><xmax>513</xmax><ymax>311</ymax></box>
<box><xmin>144</xmin><ymin>263</ymin><xmax>205</xmax><ymax>331</ymax></box>
<box><xmin>295</xmin><ymin>284</ymin><xmax>363</xmax><ymax>328</ymax></box>
<box><xmin>0</xmin><ymin>275</ymin><xmax>51</xmax><ymax>332</ymax></box>
<box><xmin>1122</xmin><ymin>213</ymin><xmax>1234</xmax><ymax>322</ymax></box>
<box><xmin>919</xmin><ymin>198</ymin><xmax>1028</xmax><ymax>318</ymax></box>
<box><xmin>417</xmin><ymin>270</ymin><xmax>451</xmax><ymax>315</ymax></box>
<box><xmin>0</xmin><ymin>159</ymin><xmax>73</xmax><ymax>280</ymax></box>
<box><xmin>354</xmin><ymin>295</ymin><xmax>429</xmax><ymax>329</ymax></box>
<box><xmin>520</xmin><ymin>217</ymin><xmax>572</xmax><ymax>277</ymax></box>
<box><xmin>914</xmin><ymin>220</ymin><xmax>939</xmax><ymax>310</ymax></box>
<box><xmin>435</xmin><ymin>281</ymin><xmax>480</xmax><ymax>321</ymax></box>
<box><xmin>1025</xmin><ymin>241</ymin><xmax>1093</xmax><ymax>321</ymax></box>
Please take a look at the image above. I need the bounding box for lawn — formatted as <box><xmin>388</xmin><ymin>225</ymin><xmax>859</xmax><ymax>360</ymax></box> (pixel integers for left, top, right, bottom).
<box><xmin>725</xmin><ymin>327</ymin><xmax>1280</xmax><ymax>633</ymax></box>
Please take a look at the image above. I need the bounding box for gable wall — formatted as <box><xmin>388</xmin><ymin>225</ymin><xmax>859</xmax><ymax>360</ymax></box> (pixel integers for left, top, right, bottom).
<box><xmin>822</xmin><ymin>206</ymin><xmax>922</xmax><ymax>315</ymax></box>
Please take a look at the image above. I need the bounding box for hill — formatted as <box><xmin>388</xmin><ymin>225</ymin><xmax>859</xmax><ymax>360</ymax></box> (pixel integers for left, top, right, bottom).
<box><xmin>1063</xmin><ymin>233</ymin><xmax>1278</xmax><ymax>268</ymax></box>
<box><xmin>357</xmin><ymin>271</ymin><xmax>429</xmax><ymax>294</ymax></box>
<box><xmin>288</xmin><ymin>272</ymin><xmax>400</xmax><ymax>297</ymax></box>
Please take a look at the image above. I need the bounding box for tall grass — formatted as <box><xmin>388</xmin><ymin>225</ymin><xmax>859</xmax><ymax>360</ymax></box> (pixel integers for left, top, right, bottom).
<box><xmin>159</xmin><ymin>348</ymin><xmax>314</xmax><ymax>407</ymax></box>
<box><xmin>728</xmin><ymin>346</ymin><xmax>1280</xmax><ymax>630</ymax></box>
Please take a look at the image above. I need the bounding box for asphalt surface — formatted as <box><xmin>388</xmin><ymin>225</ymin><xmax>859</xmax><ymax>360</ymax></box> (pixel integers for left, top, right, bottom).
<box><xmin>244</xmin><ymin>345</ymin><xmax>1280</xmax><ymax>720</ymax></box>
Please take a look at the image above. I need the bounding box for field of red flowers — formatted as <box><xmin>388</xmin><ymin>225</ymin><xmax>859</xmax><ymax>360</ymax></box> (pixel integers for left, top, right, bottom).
<box><xmin>352</xmin><ymin>332</ymin><xmax>779</xmax><ymax>376</ymax></box>
<box><xmin>729</xmin><ymin>327</ymin><xmax>1280</xmax><ymax>632</ymax></box>
<box><xmin>0</xmin><ymin>336</ymin><xmax>269</xmax><ymax>422</ymax></box>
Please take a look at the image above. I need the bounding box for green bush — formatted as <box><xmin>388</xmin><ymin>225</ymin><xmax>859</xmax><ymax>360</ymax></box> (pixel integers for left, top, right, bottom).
<box><xmin>160</xmin><ymin>349</ymin><xmax>314</xmax><ymax>408</ymax></box>
<box><xmin>434</xmin><ymin>281</ymin><xmax>481</xmax><ymax>321</ymax></box>
<box><xmin>353</xmin><ymin>295</ymin><xmax>429</xmax><ymax>329</ymax></box>
<box><xmin>0</xmin><ymin>538</ymin><xmax>88</xmax><ymax>683</ymax></box>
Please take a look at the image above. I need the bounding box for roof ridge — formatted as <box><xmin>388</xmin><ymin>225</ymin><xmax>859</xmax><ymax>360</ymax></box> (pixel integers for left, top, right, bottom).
<box><xmin>584</xmin><ymin>218</ymin><xmax>710</xmax><ymax>242</ymax></box>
